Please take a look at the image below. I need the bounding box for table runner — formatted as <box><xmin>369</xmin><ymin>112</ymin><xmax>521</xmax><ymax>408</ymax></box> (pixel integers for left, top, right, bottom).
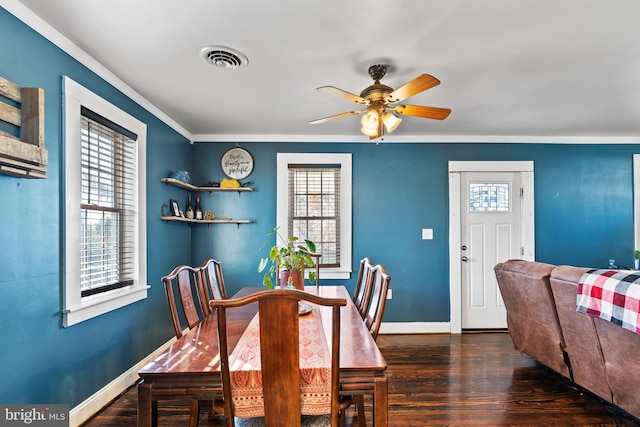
<box><xmin>229</xmin><ymin>305</ymin><xmax>331</xmax><ymax>418</ymax></box>
<box><xmin>577</xmin><ymin>269</ymin><xmax>640</xmax><ymax>335</ymax></box>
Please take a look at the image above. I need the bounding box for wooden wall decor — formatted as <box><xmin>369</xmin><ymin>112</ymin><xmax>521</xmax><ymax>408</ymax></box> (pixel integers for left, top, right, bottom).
<box><xmin>0</xmin><ymin>75</ymin><xmax>47</xmax><ymax>178</ymax></box>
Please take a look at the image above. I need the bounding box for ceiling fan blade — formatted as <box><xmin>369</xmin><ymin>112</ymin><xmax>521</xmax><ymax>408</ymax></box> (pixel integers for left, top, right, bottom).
<box><xmin>317</xmin><ymin>86</ymin><xmax>369</xmax><ymax>105</ymax></box>
<box><xmin>309</xmin><ymin>109</ymin><xmax>366</xmax><ymax>124</ymax></box>
<box><xmin>391</xmin><ymin>104</ymin><xmax>451</xmax><ymax>120</ymax></box>
<box><xmin>386</xmin><ymin>74</ymin><xmax>441</xmax><ymax>103</ymax></box>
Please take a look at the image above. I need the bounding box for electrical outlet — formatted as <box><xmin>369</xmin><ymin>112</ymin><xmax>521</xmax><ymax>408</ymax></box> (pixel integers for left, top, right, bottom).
<box><xmin>422</xmin><ymin>228</ymin><xmax>433</xmax><ymax>240</ymax></box>
<box><xmin>387</xmin><ymin>289</ymin><xmax>392</xmax><ymax>299</ymax></box>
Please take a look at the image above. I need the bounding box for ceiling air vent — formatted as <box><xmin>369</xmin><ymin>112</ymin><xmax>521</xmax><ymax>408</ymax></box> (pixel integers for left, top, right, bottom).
<box><xmin>200</xmin><ymin>45</ymin><xmax>249</xmax><ymax>69</ymax></box>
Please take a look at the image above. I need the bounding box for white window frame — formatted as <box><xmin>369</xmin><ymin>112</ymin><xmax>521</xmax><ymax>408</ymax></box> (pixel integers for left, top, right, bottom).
<box><xmin>62</xmin><ymin>76</ymin><xmax>148</xmax><ymax>327</ymax></box>
<box><xmin>277</xmin><ymin>153</ymin><xmax>352</xmax><ymax>279</ymax></box>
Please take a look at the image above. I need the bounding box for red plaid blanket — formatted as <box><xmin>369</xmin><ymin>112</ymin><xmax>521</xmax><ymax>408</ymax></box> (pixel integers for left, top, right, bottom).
<box><xmin>577</xmin><ymin>269</ymin><xmax>640</xmax><ymax>335</ymax></box>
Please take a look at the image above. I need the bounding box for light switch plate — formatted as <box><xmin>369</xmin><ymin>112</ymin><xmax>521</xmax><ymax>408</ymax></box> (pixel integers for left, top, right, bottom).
<box><xmin>422</xmin><ymin>228</ymin><xmax>433</xmax><ymax>240</ymax></box>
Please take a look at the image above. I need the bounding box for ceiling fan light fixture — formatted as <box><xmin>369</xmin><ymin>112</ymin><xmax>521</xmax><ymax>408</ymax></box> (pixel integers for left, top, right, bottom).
<box><xmin>360</xmin><ymin>110</ymin><xmax>379</xmax><ymax>136</ymax></box>
<box><xmin>360</xmin><ymin>125</ymin><xmax>379</xmax><ymax>137</ymax></box>
<box><xmin>382</xmin><ymin>111</ymin><xmax>402</xmax><ymax>133</ymax></box>
<box><xmin>311</xmin><ymin>63</ymin><xmax>450</xmax><ymax>140</ymax></box>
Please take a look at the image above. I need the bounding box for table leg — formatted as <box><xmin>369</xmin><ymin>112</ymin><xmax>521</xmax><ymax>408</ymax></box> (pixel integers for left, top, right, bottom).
<box><xmin>137</xmin><ymin>380</ymin><xmax>151</xmax><ymax>427</ymax></box>
<box><xmin>373</xmin><ymin>375</ymin><xmax>388</xmax><ymax>426</ymax></box>
<box><xmin>152</xmin><ymin>400</ymin><xmax>158</xmax><ymax>427</ymax></box>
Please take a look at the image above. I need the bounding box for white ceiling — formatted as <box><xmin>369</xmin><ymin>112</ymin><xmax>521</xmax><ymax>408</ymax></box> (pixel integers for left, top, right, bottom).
<box><xmin>9</xmin><ymin>0</ymin><xmax>640</xmax><ymax>143</ymax></box>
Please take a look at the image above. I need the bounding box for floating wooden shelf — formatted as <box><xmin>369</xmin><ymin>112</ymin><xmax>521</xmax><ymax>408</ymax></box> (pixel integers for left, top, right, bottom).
<box><xmin>161</xmin><ymin>177</ymin><xmax>253</xmax><ymax>195</ymax></box>
<box><xmin>160</xmin><ymin>177</ymin><xmax>253</xmax><ymax>227</ymax></box>
<box><xmin>160</xmin><ymin>216</ymin><xmax>252</xmax><ymax>228</ymax></box>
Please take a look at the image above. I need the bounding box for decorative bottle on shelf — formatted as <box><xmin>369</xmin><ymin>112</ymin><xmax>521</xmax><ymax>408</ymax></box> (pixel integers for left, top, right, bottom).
<box><xmin>185</xmin><ymin>195</ymin><xmax>194</xmax><ymax>219</ymax></box>
<box><xmin>195</xmin><ymin>196</ymin><xmax>203</xmax><ymax>220</ymax></box>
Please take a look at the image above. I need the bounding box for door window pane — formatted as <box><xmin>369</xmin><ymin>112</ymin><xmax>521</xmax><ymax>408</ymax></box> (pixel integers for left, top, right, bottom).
<box><xmin>469</xmin><ymin>183</ymin><xmax>510</xmax><ymax>212</ymax></box>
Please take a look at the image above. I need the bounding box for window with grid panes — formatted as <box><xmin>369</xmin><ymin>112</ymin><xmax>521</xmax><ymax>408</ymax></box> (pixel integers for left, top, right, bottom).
<box><xmin>288</xmin><ymin>165</ymin><xmax>340</xmax><ymax>267</ymax></box>
<box><xmin>469</xmin><ymin>182</ymin><xmax>510</xmax><ymax>212</ymax></box>
<box><xmin>277</xmin><ymin>153</ymin><xmax>352</xmax><ymax>279</ymax></box>
<box><xmin>63</xmin><ymin>76</ymin><xmax>147</xmax><ymax>327</ymax></box>
<box><xmin>80</xmin><ymin>109</ymin><xmax>136</xmax><ymax>296</ymax></box>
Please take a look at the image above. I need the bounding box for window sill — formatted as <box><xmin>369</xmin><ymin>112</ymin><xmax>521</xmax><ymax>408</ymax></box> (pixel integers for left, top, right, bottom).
<box><xmin>314</xmin><ymin>268</ymin><xmax>351</xmax><ymax>280</ymax></box>
<box><xmin>63</xmin><ymin>285</ymin><xmax>149</xmax><ymax>327</ymax></box>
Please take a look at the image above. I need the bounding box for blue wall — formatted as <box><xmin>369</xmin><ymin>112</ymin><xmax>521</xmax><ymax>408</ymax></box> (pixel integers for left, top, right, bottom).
<box><xmin>1</xmin><ymin>4</ymin><xmax>638</xmax><ymax>413</ymax></box>
<box><xmin>191</xmin><ymin>142</ymin><xmax>637</xmax><ymax>324</ymax></box>
<box><xmin>0</xmin><ymin>8</ymin><xmax>191</xmax><ymax>408</ymax></box>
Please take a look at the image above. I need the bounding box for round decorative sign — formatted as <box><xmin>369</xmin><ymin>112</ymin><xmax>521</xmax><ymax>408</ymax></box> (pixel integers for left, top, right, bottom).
<box><xmin>221</xmin><ymin>146</ymin><xmax>254</xmax><ymax>179</ymax></box>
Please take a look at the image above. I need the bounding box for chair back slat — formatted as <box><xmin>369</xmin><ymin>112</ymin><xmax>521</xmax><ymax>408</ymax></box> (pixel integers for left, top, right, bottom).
<box><xmin>310</xmin><ymin>252</ymin><xmax>321</xmax><ymax>289</ymax></box>
<box><xmin>363</xmin><ymin>264</ymin><xmax>391</xmax><ymax>340</ymax></box>
<box><xmin>199</xmin><ymin>258</ymin><xmax>228</xmax><ymax>317</ymax></box>
<box><xmin>259</xmin><ymin>297</ymin><xmax>301</xmax><ymax>424</ymax></box>
<box><xmin>353</xmin><ymin>258</ymin><xmax>375</xmax><ymax>319</ymax></box>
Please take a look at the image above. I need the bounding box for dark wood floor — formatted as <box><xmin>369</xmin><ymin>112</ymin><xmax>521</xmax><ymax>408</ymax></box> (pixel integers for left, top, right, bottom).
<box><xmin>82</xmin><ymin>332</ymin><xmax>640</xmax><ymax>426</ymax></box>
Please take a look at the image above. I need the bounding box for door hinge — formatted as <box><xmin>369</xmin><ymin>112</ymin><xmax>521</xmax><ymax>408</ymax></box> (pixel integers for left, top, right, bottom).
<box><xmin>520</xmin><ymin>187</ymin><xmax>524</xmax><ymax>198</ymax></box>
<box><xmin>521</xmin><ymin>246</ymin><xmax>525</xmax><ymax>256</ymax></box>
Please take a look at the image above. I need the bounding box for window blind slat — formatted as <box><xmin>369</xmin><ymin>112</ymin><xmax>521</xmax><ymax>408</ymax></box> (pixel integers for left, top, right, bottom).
<box><xmin>79</xmin><ymin>114</ymin><xmax>137</xmax><ymax>295</ymax></box>
<box><xmin>288</xmin><ymin>166</ymin><xmax>340</xmax><ymax>268</ymax></box>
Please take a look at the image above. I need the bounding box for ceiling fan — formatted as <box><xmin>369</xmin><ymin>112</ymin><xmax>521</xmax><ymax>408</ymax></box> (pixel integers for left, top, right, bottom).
<box><xmin>309</xmin><ymin>64</ymin><xmax>451</xmax><ymax>139</ymax></box>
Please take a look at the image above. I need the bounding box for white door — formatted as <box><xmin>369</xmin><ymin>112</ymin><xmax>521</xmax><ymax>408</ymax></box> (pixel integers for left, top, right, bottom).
<box><xmin>461</xmin><ymin>172</ymin><xmax>522</xmax><ymax>329</ymax></box>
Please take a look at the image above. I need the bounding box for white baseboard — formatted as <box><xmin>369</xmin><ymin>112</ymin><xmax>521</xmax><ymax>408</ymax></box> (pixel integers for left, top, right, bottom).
<box><xmin>378</xmin><ymin>321</ymin><xmax>451</xmax><ymax>334</ymax></box>
<box><xmin>69</xmin><ymin>334</ymin><xmax>178</xmax><ymax>427</ymax></box>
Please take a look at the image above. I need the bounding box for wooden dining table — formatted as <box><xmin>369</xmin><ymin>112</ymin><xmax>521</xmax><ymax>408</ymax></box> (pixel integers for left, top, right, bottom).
<box><xmin>137</xmin><ymin>285</ymin><xmax>388</xmax><ymax>426</ymax></box>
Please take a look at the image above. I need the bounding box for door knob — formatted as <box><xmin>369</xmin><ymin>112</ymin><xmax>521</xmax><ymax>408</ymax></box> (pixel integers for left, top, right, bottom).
<box><xmin>461</xmin><ymin>256</ymin><xmax>469</xmax><ymax>262</ymax></box>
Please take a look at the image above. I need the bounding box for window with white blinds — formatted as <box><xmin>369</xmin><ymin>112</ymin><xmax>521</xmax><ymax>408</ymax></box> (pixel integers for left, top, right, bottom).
<box><xmin>80</xmin><ymin>110</ymin><xmax>137</xmax><ymax>296</ymax></box>
<box><xmin>63</xmin><ymin>76</ymin><xmax>147</xmax><ymax>327</ymax></box>
<box><xmin>277</xmin><ymin>153</ymin><xmax>352</xmax><ymax>279</ymax></box>
<box><xmin>288</xmin><ymin>165</ymin><xmax>340</xmax><ymax>267</ymax></box>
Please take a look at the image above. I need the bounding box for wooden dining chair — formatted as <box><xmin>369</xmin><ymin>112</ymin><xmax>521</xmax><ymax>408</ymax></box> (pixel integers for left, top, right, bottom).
<box><xmin>162</xmin><ymin>264</ymin><xmax>207</xmax><ymax>339</ymax></box>
<box><xmin>198</xmin><ymin>258</ymin><xmax>228</xmax><ymax>316</ymax></box>
<box><xmin>162</xmin><ymin>264</ymin><xmax>222</xmax><ymax>427</ymax></box>
<box><xmin>310</xmin><ymin>252</ymin><xmax>321</xmax><ymax>288</ymax></box>
<box><xmin>352</xmin><ymin>257</ymin><xmax>375</xmax><ymax>319</ymax></box>
<box><xmin>210</xmin><ymin>289</ymin><xmax>352</xmax><ymax>427</ymax></box>
<box><xmin>353</xmin><ymin>263</ymin><xmax>391</xmax><ymax>427</ymax></box>
<box><xmin>194</xmin><ymin>258</ymin><xmax>230</xmax><ymax>419</ymax></box>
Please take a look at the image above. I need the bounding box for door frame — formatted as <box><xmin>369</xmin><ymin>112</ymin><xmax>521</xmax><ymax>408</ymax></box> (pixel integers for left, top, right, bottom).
<box><xmin>448</xmin><ymin>161</ymin><xmax>535</xmax><ymax>333</ymax></box>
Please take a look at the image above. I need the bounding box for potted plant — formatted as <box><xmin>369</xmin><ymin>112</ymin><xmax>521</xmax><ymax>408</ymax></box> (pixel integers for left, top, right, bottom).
<box><xmin>635</xmin><ymin>250</ymin><xmax>640</xmax><ymax>270</ymax></box>
<box><xmin>258</xmin><ymin>226</ymin><xmax>317</xmax><ymax>290</ymax></box>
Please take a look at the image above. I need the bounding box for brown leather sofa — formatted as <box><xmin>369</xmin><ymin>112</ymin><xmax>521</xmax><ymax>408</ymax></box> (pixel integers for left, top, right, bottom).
<box><xmin>494</xmin><ymin>260</ymin><xmax>570</xmax><ymax>378</ymax></box>
<box><xmin>495</xmin><ymin>260</ymin><xmax>640</xmax><ymax>420</ymax></box>
<box><xmin>549</xmin><ymin>265</ymin><xmax>611</xmax><ymax>401</ymax></box>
